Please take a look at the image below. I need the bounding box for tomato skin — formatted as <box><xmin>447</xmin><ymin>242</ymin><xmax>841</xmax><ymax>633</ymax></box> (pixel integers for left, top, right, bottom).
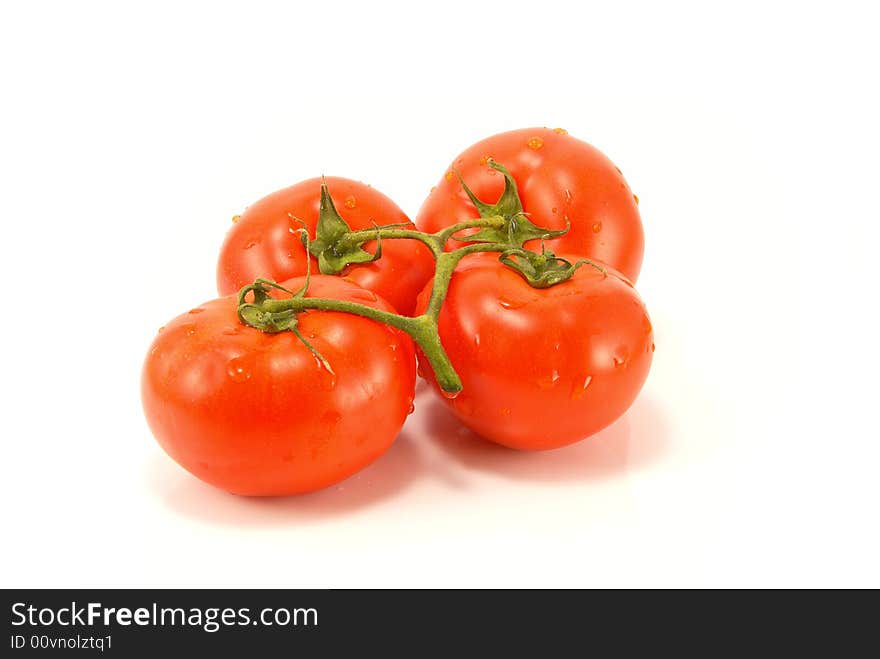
<box><xmin>416</xmin><ymin>127</ymin><xmax>644</xmax><ymax>282</ymax></box>
<box><xmin>415</xmin><ymin>254</ymin><xmax>653</xmax><ymax>450</ymax></box>
<box><xmin>217</xmin><ymin>177</ymin><xmax>435</xmax><ymax>315</ymax></box>
<box><xmin>142</xmin><ymin>276</ymin><xmax>416</xmax><ymax>496</ymax></box>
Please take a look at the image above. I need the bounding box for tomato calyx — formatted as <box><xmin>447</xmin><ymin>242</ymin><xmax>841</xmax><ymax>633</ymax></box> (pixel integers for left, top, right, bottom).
<box><xmin>237</xmin><ymin>277</ymin><xmax>302</xmax><ymax>333</ymax></box>
<box><xmin>308</xmin><ymin>178</ymin><xmax>411</xmax><ymax>274</ymax></box>
<box><xmin>237</xmin><ymin>237</ymin><xmax>335</xmax><ymax>372</ymax></box>
<box><xmin>499</xmin><ymin>242</ymin><xmax>606</xmax><ymax>288</ymax></box>
<box><xmin>455</xmin><ymin>160</ymin><xmax>569</xmax><ymax>248</ymax></box>
<box><xmin>237</xmin><ymin>277</ymin><xmax>333</xmax><ymax>373</ymax></box>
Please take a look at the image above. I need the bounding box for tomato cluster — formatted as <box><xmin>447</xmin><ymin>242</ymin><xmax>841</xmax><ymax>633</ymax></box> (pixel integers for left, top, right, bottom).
<box><xmin>142</xmin><ymin>128</ymin><xmax>654</xmax><ymax>496</ymax></box>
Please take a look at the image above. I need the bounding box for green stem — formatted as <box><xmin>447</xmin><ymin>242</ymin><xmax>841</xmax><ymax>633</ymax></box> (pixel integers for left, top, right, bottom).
<box><xmin>435</xmin><ymin>217</ymin><xmax>504</xmax><ymax>243</ymax></box>
<box><xmin>406</xmin><ymin>316</ymin><xmax>461</xmax><ymax>393</ymax></box>
<box><xmin>344</xmin><ymin>228</ymin><xmax>443</xmax><ymax>258</ymax></box>
<box><xmin>260</xmin><ymin>297</ymin><xmax>463</xmax><ymax>392</ymax></box>
<box><xmin>425</xmin><ymin>243</ymin><xmax>507</xmax><ymax>320</ymax></box>
<box><xmin>262</xmin><ymin>297</ymin><xmax>414</xmax><ymax>333</ymax></box>
<box><xmin>241</xmin><ymin>216</ymin><xmax>512</xmax><ymax>393</ymax></box>
<box><xmin>345</xmin><ymin>217</ymin><xmax>505</xmax><ymax>261</ymax></box>
<box><xmin>251</xmin><ymin>241</ymin><xmax>507</xmax><ymax>393</ymax></box>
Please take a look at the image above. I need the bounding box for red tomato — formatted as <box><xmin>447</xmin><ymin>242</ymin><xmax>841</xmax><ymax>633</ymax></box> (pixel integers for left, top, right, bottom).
<box><xmin>142</xmin><ymin>276</ymin><xmax>416</xmax><ymax>496</ymax></box>
<box><xmin>415</xmin><ymin>254</ymin><xmax>653</xmax><ymax>450</ymax></box>
<box><xmin>417</xmin><ymin>127</ymin><xmax>644</xmax><ymax>282</ymax></box>
<box><xmin>217</xmin><ymin>177</ymin><xmax>435</xmax><ymax>315</ymax></box>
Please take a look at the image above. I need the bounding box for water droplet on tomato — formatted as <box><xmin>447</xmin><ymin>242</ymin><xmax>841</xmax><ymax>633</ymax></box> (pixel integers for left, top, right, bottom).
<box><xmin>188</xmin><ymin>307</ymin><xmax>205</xmax><ymax>314</ymax></box>
<box><xmin>474</xmin><ymin>333</ymin><xmax>481</xmax><ymax>347</ymax></box>
<box><xmin>430</xmin><ymin>186</ymin><xmax>437</xmax><ymax>193</ymax></box>
<box><xmin>592</xmin><ymin>222</ymin><xmax>602</xmax><ymax>233</ymax></box>
<box><xmin>570</xmin><ymin>375</ymin><xmax>593</xmax><ymax>400</ymax></box>
<box><xmin>244</xmin><ymin>241</ymin><xmax>257</xmax><ymax>250</ymax></box>
<box><xmin>445</xmin><ymin>171</ymin><xmax>454</xmax><ymax>181</ymax></box>
<box><xmin>158</xmin><ymin>326</ymin><xmax>166</xmax><ymax>333</ymax></box>
<box><xmin>407</xmin><ymin>401</ymin><xmax>415</xmax><ymax>415</ymax></box>
<box><xmin>651</xmin><ymin>343</ymin><xmax>656</xmax><ymax>353</ymax></box>
<box><xmin>226</xmin><ymin>357</ymin><xmax>251</xmax><ymax>382</ymax></box>
<box><xmin>538</xmin><ymin>370</ymin><xmax>561</xmax><ymax>389</ymax></box>
<box><xmin>498</xmin><ymin>296</ymin><xmax>526</xmax><ymax>310</ymax></box>
<box><xmin>564</xmin><ymin>189</ymin><xmax>573</xmax><ymax>204</ymax></box>
<box><xmin>344</xmin><ymin>195</ymin><xmax>357</xmax><ymax>209</ymax></box>
<box><xmin>313</xmin><ymin>355</ymin><xmax>337</xmax><ymax>387</ymax></box>
<box><xmin>441</xmin><ymin>389</ymin><xmax>460</xmax><ymax>400</ymax></box>
<box><xmin>552</xmin><ymin>127</ymin><xmax>568</xmax><ymax>135</ymax></box>
<box><xmin>613</xmin><ymin>346</ymin><xmax>630</xmax><ymax>368</ymax></box>
<box><xmin>527</xmin><ymin>137</ymin><xmax>544</xmax><ymax>150</ymax></box>
<box><xmin>501</xmin><ymin>408</ymin><xmax>511</xmax><ymax>416</ymax></box>
<box><xmin>551</xmin><ymin>207</ymin><xmax>558</xmax><ymax>214</ymax></box>
<box><xmin>633</xmin><ymin>194</ymin><xmax>640</xmax><ymax>205</ymax></box>
<box><xmin>231</xmin><ymin>214</ymin><xmax>241</xmax><ymax>223</ymax></box>
<box><xmin>222</xmin><ymin>326</ymin><xmax>241</xmax><ymax>336</ymax></box>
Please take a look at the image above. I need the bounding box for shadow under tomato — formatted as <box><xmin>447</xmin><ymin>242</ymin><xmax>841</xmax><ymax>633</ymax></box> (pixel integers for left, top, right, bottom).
<box><xmin>419</xmin><ymin>393</ymin><xmax>670</xmax><ymax>482</ymax></box>
<box><xmin>143</xmin><ymin>428</ymin><xmax>425</xmax><ymax>527</ymax></box>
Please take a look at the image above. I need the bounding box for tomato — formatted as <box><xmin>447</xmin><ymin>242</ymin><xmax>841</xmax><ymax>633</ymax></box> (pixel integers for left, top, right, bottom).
<box><xmin>415</xmin><ymin>254</ymin><xmax>653</xmax><ymax>450</ymax></box>
<box><xmin>416</xmin><ymin>127</ymin><xmax>644</xmax><ymax>282</ymax></box>
<box><xmin>217</xmin><ymin>177</ymin><xmax>435</xmax><ymax>315</ymax></box>
<box><xmin>142</xmin><ymin>275</ymin><xmax>416</xmax><ymax>496</ymax></box>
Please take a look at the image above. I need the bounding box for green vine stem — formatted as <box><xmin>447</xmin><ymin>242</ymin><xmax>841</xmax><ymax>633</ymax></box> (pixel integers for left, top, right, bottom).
<box><xmin>237</xmin><ymin>160</ymin><xmax>586</xmax><ymax>394</ymax></box>
<box><xmin>343</xmin><ymin>217</ymin><xmax>504</xmax><ymax>259</ymax></box>
<box><xmin>242</xmin><ymin>235</ymin><xmax>507</xmax><ymax>393</ymax></box>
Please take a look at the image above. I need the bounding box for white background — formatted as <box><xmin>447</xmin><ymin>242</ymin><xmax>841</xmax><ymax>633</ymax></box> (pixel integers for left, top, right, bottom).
<box><xmin>1</xmin><ymin>1</ymin><xmax>878</xmax><ymax>587</ymax></box>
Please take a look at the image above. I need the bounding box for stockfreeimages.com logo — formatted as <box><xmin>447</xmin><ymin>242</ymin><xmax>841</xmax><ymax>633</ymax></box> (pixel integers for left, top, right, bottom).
<box><xmin>11</xmin><ymin>601</ymin><xmax>318</xmax><ymax>633</ymax></box>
